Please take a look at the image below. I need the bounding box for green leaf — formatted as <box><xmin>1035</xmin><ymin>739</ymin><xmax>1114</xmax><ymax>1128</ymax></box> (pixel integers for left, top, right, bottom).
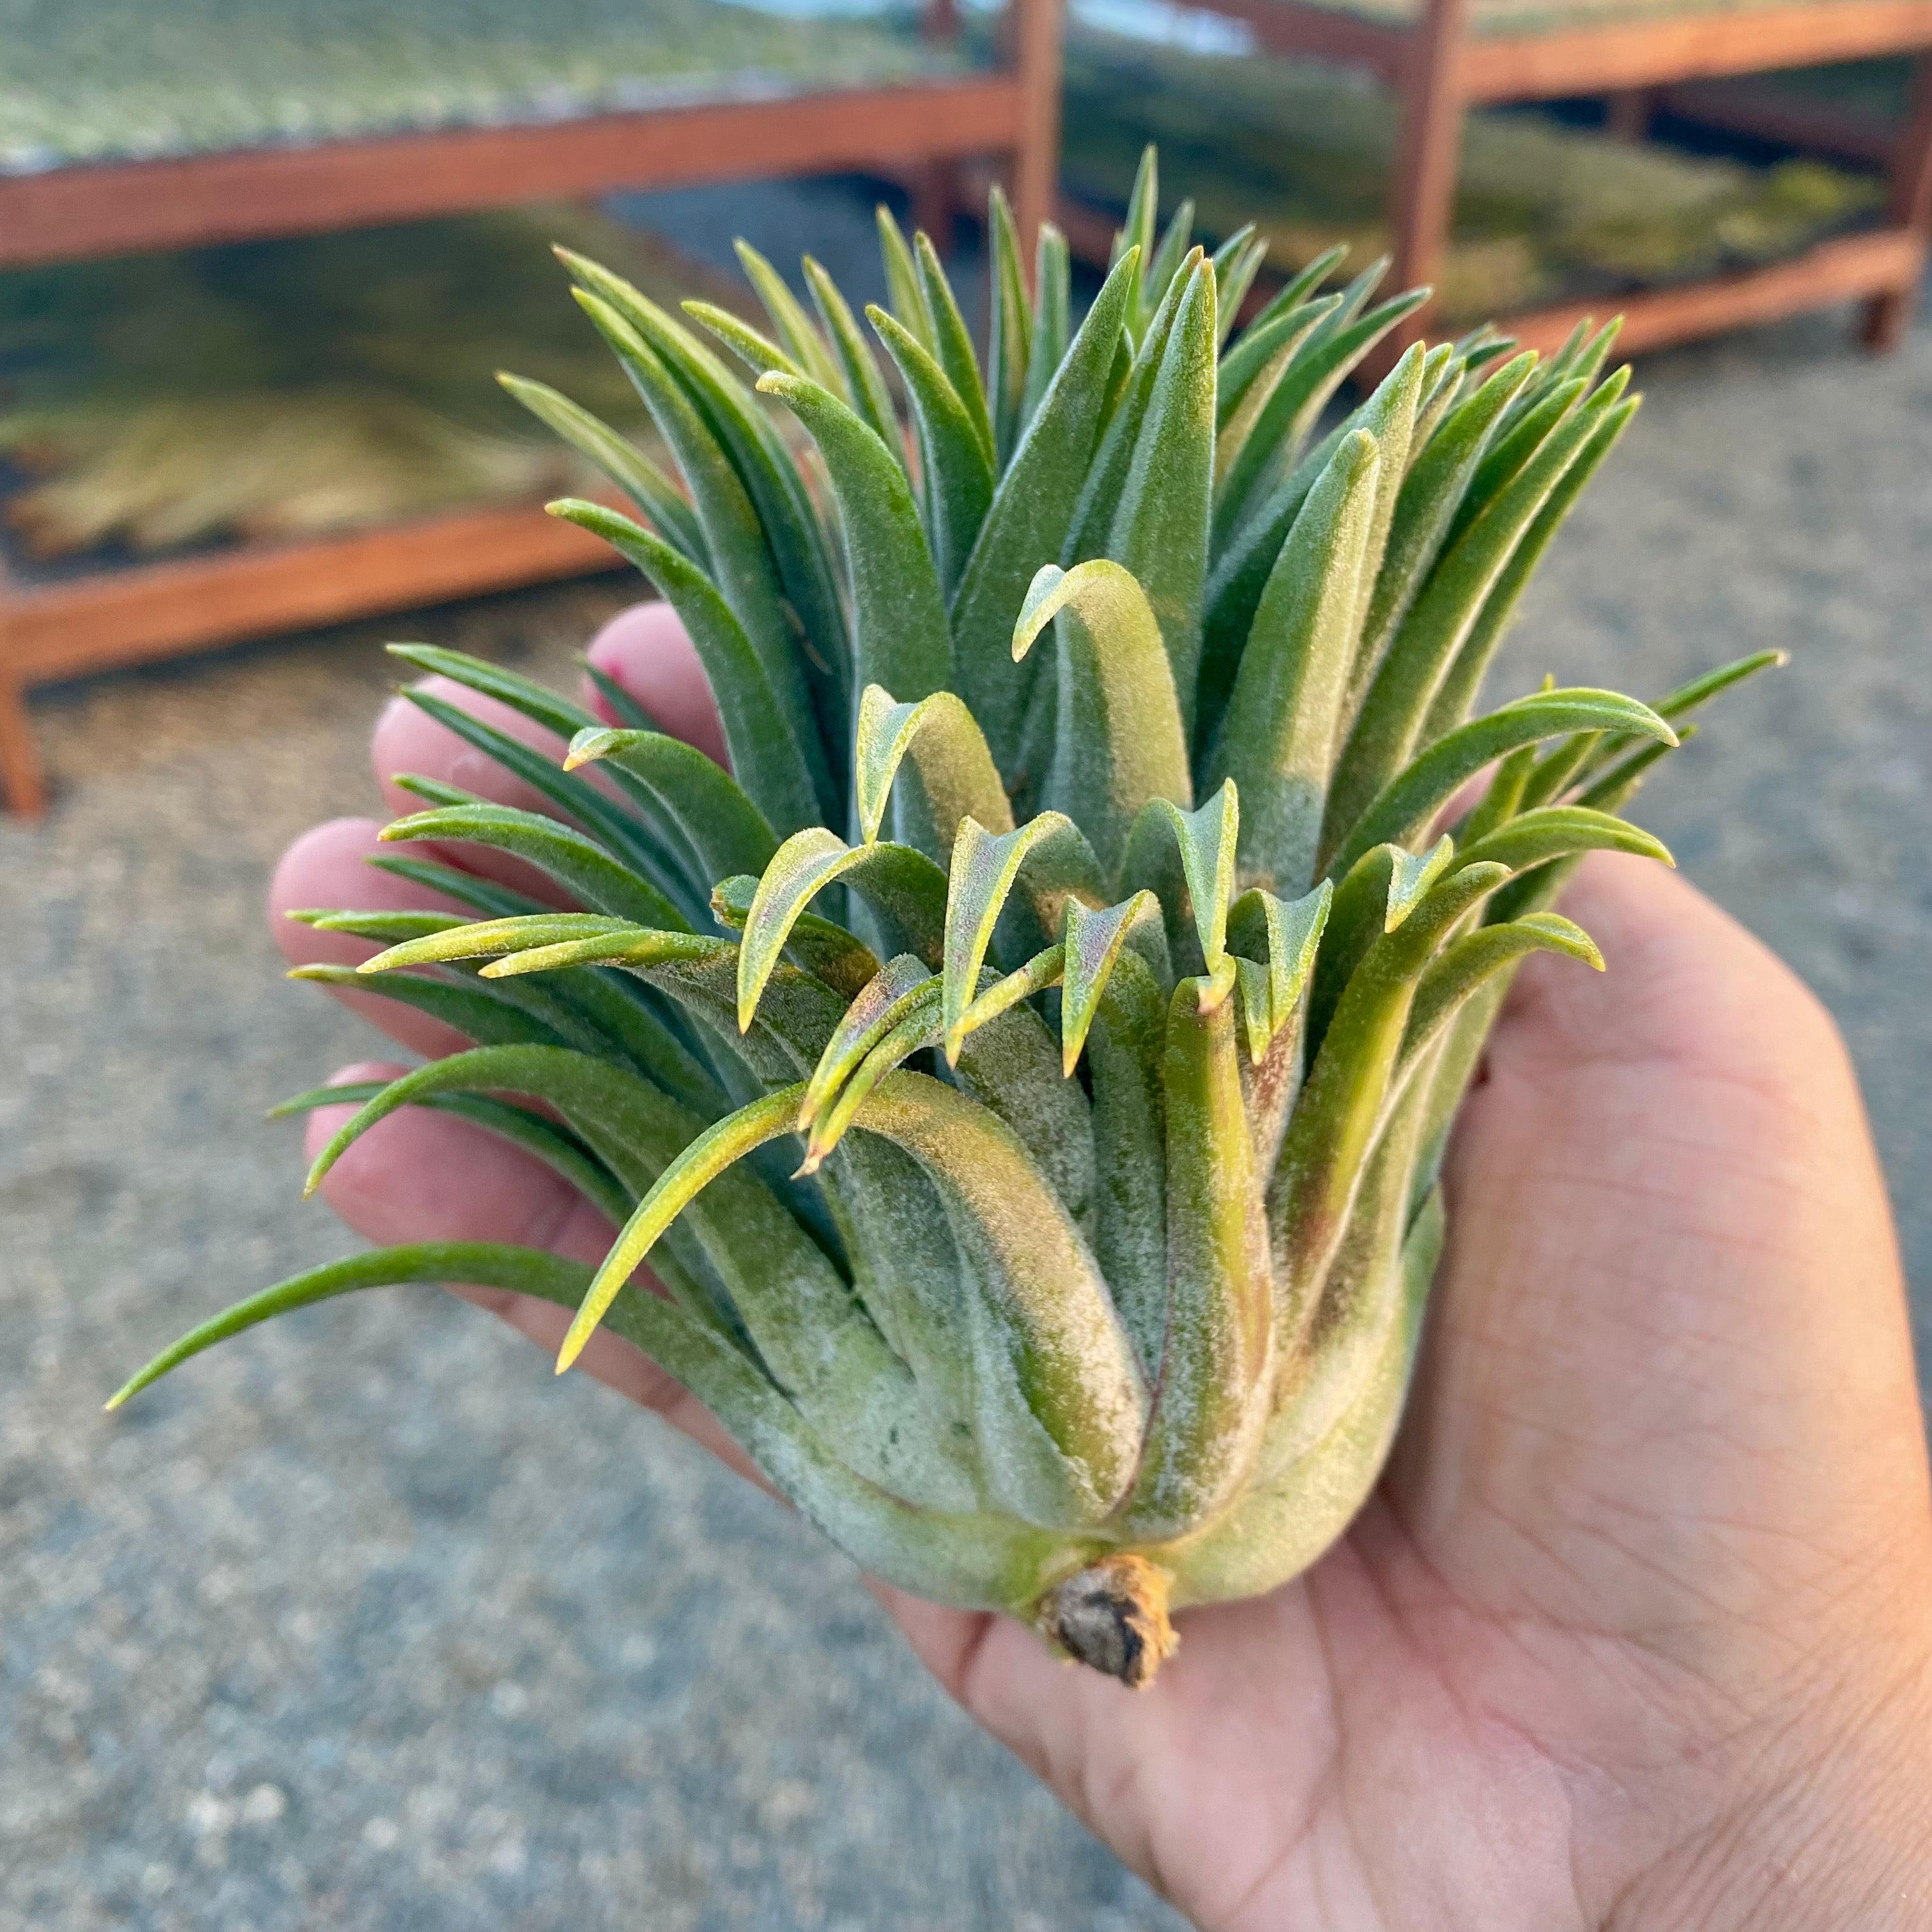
<box><xmin>1240</xmin><ymin>241</ymin><xmax>1348</xmax><ymax>334</ymax></box>
<box><xmin>1022</xmin><ymin>222</ymin><xmax>1071</xmax><ymax>429</ymax></box>
<box><xmin>107</xmin><ymin>1243</ymin><xmax>612</xmax><ymax>1410</ymax></box>
<box><xmin>949</xmin><ymin>977</ymin><xmax>1096</xmax><ymax>1230</ymax></box>
<box><xmin>364</xmin><ymin>852</ymin><xmax>541</xmax><ymax>920</ymax></box>
<box><xmin>1196</xmin><ymin>340</ymin><xmax>1423</xmax><ymax>754</ymax></box>
<box><xmin>1059</xmin><ymin>890</ymin><xmax>1166</xmax><ymax>1075</ymax></box>
<box><xmin>949</xmin><ymin>248</ymin><xmax>1141</xmax><ymax>778</ymax></box>
<box><xmin>868</xmin><ymin>304</ymin><xmax>995</xmax><ymax>600</ymax></box>
<box><xmin>1354</xmin><ymin>349</ymin><xmax>1538</xmax><ymax>675</ymax></box>
<box><xmin>572</xmin><ymin>291</ymin><xmax>812</xmax><ymax>731</ymax></box>
<box><xmin>392</xmin><ymin>680</ymin><xmax>700</xmax><ymax>914</ymax></box>
<box><xmin>986</xmin><ymin>184</ymin><xmax>1033</xmax><ymax>472</ymax></box>
<box><xmin>564</xmin><ymin>727</ymin><xmax>777</xmax><ymax>888</ymax></box>
<box><xmin>1114</xmin><ymin>144</ymin><xmax>1160</xmax><ymax>335</ymax></box>
<box><xmin>1423</xmin><ymin>396</ymin><xmax>1641</xmax><ymax>737</ymax></box>
<box><xmin>497</xmin><ymin>372</ymin><xmax>706</xmax><ymax>562</ymax></box>
<box><xmin>1214</xmin><ymin>292</ymin><xmax>1340</xmax><ymax>431</ymax></box>
<box><xmin>1326</xmin><ymin>687</ymin><xmax>1676</xmax><ymax>880</ymax></box>
<box><xmin>1103</xmin><ymin>258</ymin><xmax>1218</xmax><ymax>728</ymax></box>
<box><xmin>309</xmin><ymin>1046</ymin><xmax>712</xmax><ymax>1316</ymax></box>
<box><xmin>1213</xmin><ymin>287</ymin><xmax>1428</xmax><ymax>546</ymax></box>
<box><xmin>942</xmin><ymin>813</ymin><xmax>1106</xmax><ymax>1059</ymax></box>
<box><xmin>799</xmin><ymin>979</ymin><xmax>945</xmax><ymax>1170</ymax></box>
<box><xmin>756</xmin><ymin>371</ymin><xmax>955</xmax><ymax>713</ymax></box>
<box><xmin>1143</xmin><ymin>197</ymin><xmax>1197</xmax><ymax>316</ymax></box>
<box><xmin>1079</xmin><ymin>944</ymin><xmax>1170</xmax><ymax>1371</ymax></box>
<box><xmin>852</xmin><ymin>683</ymin><xmax>1015</xmax><ymax>857</ymax></box>
<box><xmin>803</xmin><ymin>254</ymin><xmax>901</xmax><ymax>459</ymax></box>
<box><xmin>1211</xmin><ymin>226</ymin><xmax>1268</xmax><ymax>346</ymax></box>
<box><xmin>710</xmin><ymin>873</ymin><xmax>880</xmax><ymax>1001</ymax></box>
<box><xmin>1064</xmin><ymin>247</ymin><xmax>1200</xmax><ymax>573</ymax></box>
<box><xmin>1402</xmin><ymin>913</ymin><xmax>1602</xmax><ymax>1075</ymax></box>
<box><xmin>1226</xmin><ymin>878</ymin><xmax>1332</xmax><ymax>1063</ymax></box>
<box><xmin>1121</xmin><ymin>963</ymin><xmax>1273</xmax><ymax>1541</ymax></box>
<box><xmin>737</xmin><ymin>828</ymin><xmax>949</xmax><ymax>1028</ymax></box>
<box><xmin>289</xmin><ymin>962</ymin><xmax>581</xmax><ymax>1051</ymax></box>
<box><xmin>1011</xmin><ymin>561</ymin><xmax>1192</xmax><ymax>881</ymax></box>
<box><xmin>1209</xmin><ymin>428</ymin><xmax>1381</xmax><ymax>895</ymax></box>
<box><xmin>875</xmin><ymin>204</ymin><xmax>935</xmax><ymax>351</ymax></box>
<box><xmin>1649</xmin><ymin>648</ymin><xmax>1788</xmax><ymax>726</ymax></box>
<box><xmin>680</xmin><ymin>299</ymin><xmax>804</xmax><ymax>381</ymax></box>
<box><xmin>845</xmin><ymin>1071</ymin><xmax>1146</xmax><ymax>1528</ymax></box>
<box><xmin>732</xmin><ymin>240</ymin><xmax>844</xmax><ymax>393</ymax></box>
<box><xmin>799</xmin><ymin>954</ymin><xmax>933</xmax><ymax>1131</ymax></box>
<box><xmin>1303</xmin><ymin>836</ymin><xmax>1454</xmax><ymax>1055</ymax></box>
<box><xmin>546</xmin><ymin>500</ymin><xmax>824</xmax><ymax>837</ymax></box>
<box><xmin>558</xmin><ymin>251</ymin><xmax>850</xmax><ymax>719</ymax></box>
<box><xmin>1271</xmin><ymin>862</ymin><xmax>1508</xmax><ymax>1324</ymax></box>
<box><xmin>113</xmin><ymin>1241</ymin><xmax>1061</xmax><ymax>1611</ymax></box>
<box><xmin>1120</xmin><ymin>782</ymin><xmax>1240</xmax><ymax>978</ymax></box>
<box><xmin>378</xmin><ymin>802</ymin><xmax>689</xmax><ymax>931</ymax></box>
<box><xmin>1324</xmin><ymin>371</ymin><xmax>1636</xmax><ymax>842</ymax></box>
<box><xmin>914</xmin><ymin>231</ymin><xmax>995</xmax><ymax>468</ymax></box>
<box><xmin>269</xmin><ymin>1079</ymin><xmax>633</xmax><ymax>1229</ymax></box>
<box><xmin>356</xmin><ymin>912</ymin><xmax>648</xmax><ymax>974</ymax></box>
<box><xmin>1453</xmin><ymin>804</ymin><xmax>1673</xmax><ymax>877</ymax></box>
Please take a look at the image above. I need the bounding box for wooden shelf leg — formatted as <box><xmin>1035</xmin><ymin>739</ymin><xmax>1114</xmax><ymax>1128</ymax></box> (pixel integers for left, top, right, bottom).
<box><xmin>1862</xmin><ymin>51</ymin><xmax>1932</xmax><ymax>352</ymax></box>
<box><xmin>1389</xmin><ymin>0</ymin><xmax>1470</xmax><ymax>349</ymax></box>
<box><xmin>0</xmin><ymin>674</ymin><xmax>47</xmax><ymax>817</ymax></box>
<box><xmin>1009</xmin><ymin>0</ymin><xmax>1066</xmax><ymax>256</ymax></box>
<box><xmin>1604</xmin><ymin>86</ymin><xmax>1656</xmax><ymax>142</ymax></box>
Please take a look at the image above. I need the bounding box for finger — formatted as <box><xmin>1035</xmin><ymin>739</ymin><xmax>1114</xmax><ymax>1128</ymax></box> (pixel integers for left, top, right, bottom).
<box><xmin>269</xmin><ymin>816</ymin><xmax>472</xmax><ymax>1060</ymax></box>
<box><xmin>369</xmin><ymin>675</ymin><xmax>576</xmax><ymax>906</ymax></box>
<box><xmin>302</xmin><ymin>1064</ymin><xmax>756</xmax><ymax>1479</ymax></box>
<box><xmin>583</xmin><ymin>598</ymin><xmax>729</xmax><ymax>768</ymax></box>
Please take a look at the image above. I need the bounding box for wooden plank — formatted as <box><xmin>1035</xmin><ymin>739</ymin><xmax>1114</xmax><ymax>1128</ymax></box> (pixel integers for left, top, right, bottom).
<box><xmin>1459</xmin><ymin>0</ymin><xmax>1932</xmax><ymax>103</ymax></box>
<box><xmin>1012</xmin><ymin>0</ymin><xmax>1068</xmax><ymax>250</ymax></box>
<box><xmin>1862</xmin><ymin>50</ymin><xmax>1932</xmax><ymax>345</ymax></box>
<box><xmin>0</xmin><ymin>505</ymin><xmax>622</xmax><ymax>687</ymax></box>
<box><xmin>0</xmin><ymin>78</ymin><xmax>1025</xmax><ymax>268</ymax></box>
<box><xmin>1190</xmin><ymin>0</ymin><xmax>1411</xmax><ymax>77</ymax></box>
<box><xmin>1494</xmin><ymin>224</ymin><xmax>1925</xmax><ymax>355</ymax></box>
<box><xmin>1389</xmin><ymin>0</ymin><xmax>1473</xmax><ymax>346</ymax></box>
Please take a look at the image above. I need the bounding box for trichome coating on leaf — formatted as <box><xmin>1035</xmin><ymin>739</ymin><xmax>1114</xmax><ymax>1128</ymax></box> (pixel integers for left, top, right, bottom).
<box><xmin>113</xmin><ymin>150</ymin><xmax>1781</xmax><ymax>1686</ymax></box>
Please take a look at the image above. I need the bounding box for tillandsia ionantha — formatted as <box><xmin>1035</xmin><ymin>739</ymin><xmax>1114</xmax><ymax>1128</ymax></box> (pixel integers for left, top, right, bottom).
<box><xmin>112</xmin><ymin>150</ymin><xmax>1780</xmax><ymax>1686</ymax></box>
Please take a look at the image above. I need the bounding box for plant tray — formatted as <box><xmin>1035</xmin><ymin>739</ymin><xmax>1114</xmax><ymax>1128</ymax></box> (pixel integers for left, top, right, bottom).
<box><xmin>0</xmin><ymin>0</ymin><xmax>965</xmax><ymax>178</ymax></box>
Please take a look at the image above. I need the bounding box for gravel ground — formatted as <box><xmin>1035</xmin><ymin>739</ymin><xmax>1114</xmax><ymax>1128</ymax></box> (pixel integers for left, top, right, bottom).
<box><xmin>2</xmin><ymin>206</ymin><xmax>1928</xmax><ymax>1928</ymax></box>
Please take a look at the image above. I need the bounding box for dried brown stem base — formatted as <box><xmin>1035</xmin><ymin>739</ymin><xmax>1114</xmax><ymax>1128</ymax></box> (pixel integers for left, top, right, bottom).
<box><xmin>1035</xmin><ymin>1554</ymin><xmax>1179</xmax><ymax>1688</ymax></box>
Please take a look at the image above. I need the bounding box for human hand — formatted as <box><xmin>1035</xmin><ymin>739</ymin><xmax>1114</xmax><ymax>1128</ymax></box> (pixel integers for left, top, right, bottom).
<box><xmin>273</xmin><ymin>602</ymin><xmax>1932</xmax><ymax>1931</ymax></box>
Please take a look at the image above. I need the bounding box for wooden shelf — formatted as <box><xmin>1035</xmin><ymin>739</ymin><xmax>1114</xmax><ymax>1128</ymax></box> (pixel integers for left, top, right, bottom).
<box><xmin>0</xmin><ymin>77</ymin><xmax>1028</xmax><ymax>270</ymax></box>
<box><xmin>0</xmin><ymin>505</ymin><xmax>627</xmax><ymax>813</ymax></box>
<box><xmin>0</xmin><ymin>0</ymin><xmax>1068</xmax><ymax>815</ymax></box>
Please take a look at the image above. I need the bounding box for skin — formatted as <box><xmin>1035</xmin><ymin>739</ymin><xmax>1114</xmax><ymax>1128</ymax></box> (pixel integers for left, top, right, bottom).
<box><xmin>272</xmin><ymin>597</ymin><xmax>1932</xmax><ymax>1931</ymax></box>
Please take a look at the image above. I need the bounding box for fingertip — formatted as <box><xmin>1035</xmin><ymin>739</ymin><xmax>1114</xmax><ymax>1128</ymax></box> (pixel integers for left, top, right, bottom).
<box><xmin>268</xmin><ymin>818</ymin><xmax>391</xmax><ymax>962</ymax></box>
<box><xmin>583</xmin><ymin>599</ymin><xmax>728</xmax><ymax>767</ymax></box>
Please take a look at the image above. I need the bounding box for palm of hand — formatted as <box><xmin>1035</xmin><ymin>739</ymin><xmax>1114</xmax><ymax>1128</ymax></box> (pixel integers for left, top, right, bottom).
<box><xmin>275</xmin><ymin>613</ymin><xmax>1931</xmax><ymax>1932</ymax></box>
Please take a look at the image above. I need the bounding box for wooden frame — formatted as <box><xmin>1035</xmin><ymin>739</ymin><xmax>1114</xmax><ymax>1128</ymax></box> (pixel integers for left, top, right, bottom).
<box><xmin>1063</xmin><ymin>0</ymin><xmax>1932</xmax><ymax>364</ymax></box>
<box><xmin>0</xmin><ymin>0</ymin><xmax>1068</xmax><ymax>814</ymax></box>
